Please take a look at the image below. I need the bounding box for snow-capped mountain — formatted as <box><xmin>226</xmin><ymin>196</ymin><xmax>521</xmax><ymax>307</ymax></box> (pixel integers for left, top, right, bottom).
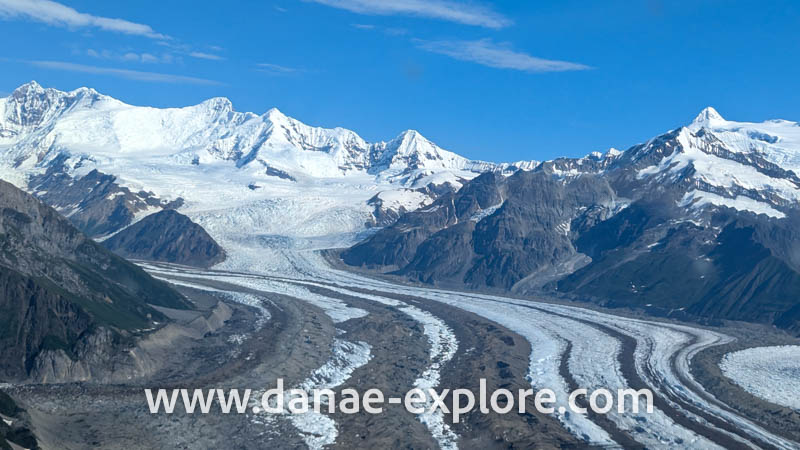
<box><xmin>0</xmin><ymin>81</ymin><xmax>537</xmax><ymax>241</ymax></box>
<box><xmin>527</xmin><ymin>106</ymin><xmax>800</xmax><ymax>220</ymax></box>
<box><xmin>4</xmin><ymin>81</ymin><xmax>800</xmax><ymax>277</ymax></box>
<box><xmin>630</xmin><ymin>106</ymin><xmax>800</xmax><ymax>218</ymax></box>
<box><xmin>0</xmin><ymin>81</ymin><xmax>500</xmax><ymax>181</ymax></box>
<box><xmin>344</xmin><ymin>106</ymin><xmax>800</xmax><ymax>334</ymax></box>
<box><xmin>688</xmin><ymin>106</ymin><xmax>800</xmax><ymax>173</ymax></box>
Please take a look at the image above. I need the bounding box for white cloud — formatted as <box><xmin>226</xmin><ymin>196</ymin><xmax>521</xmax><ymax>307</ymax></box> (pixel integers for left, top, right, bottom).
<box><xmin>351</xmin><ymin>23</ymin><xmax>407</xmax><ymax>36</ymax></box>
<box><xmin>307</xmin><ymin>0</ymin><xmax>510</xmax><ymax>29</ymax></box>
<box><xmin>256</xmin><ymin>63</ymin><xmax>303</xmax><ymax>75</ymax></box>
<box><xmin>383</xmin><ymin>27</ymin><xmax>408</xmax><ymax>36</ymax></box>
<box><xmin>417</xmin><ymin>38</ymin><xmax>591</xmax><ymax>72</ymax></box>
<box><xmin>140</xmin><ymin>53</ymin><xmax>159</xmax><ymax>63</ymax></box>
<box><xmin>27</xmin><ymin>60</ymin><xmax>220</xmax><ymax>85</ymax></box>
<box><xmin>121</xmin><ymin>52</ymin><xmax>140</xmax><ymax>62</ymax></box>
<box><xmin>87</xmin><ymin>48</ymin><xmax>172</xmax><ymax>64</ymax></box>
<box><xmin>0</xmin><ymin>0</ymin><xmax>168</xmax><ymax>39</ymax></box>
<box><xmin>189</xmin><ymin>51</ymin><xmax>225</xmax><ymax>61</ymax></box>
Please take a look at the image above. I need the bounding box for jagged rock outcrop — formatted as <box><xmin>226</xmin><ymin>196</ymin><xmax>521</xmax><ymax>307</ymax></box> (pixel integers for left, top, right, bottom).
<box><xmin>28</xmin><ymin>154</ymin><xmax>183</xmax><ymax>238</ymax></box>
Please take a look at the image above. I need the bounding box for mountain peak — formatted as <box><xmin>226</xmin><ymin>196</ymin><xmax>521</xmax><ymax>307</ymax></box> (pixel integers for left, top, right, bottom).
<box><xmin>12</xmin><ymin>80</ymin><xmax>45</xmax><ymax>96</ymax></box>
<box><xmin>396</xmin><ymin>129</ymin><xmax>423</xmax><ymax>142</ymax></box>
<box><xmin>400</xmin><ymin>129</ymin><xmax>421</xmax><ymax>138</ymax></box>
<box><xmin>71</xmin><ymin>86</ymin><xmax>97</xmax><ymax>94</ymax></box>
<box><xmin>389</xmin><ymin>130</ymin><xmax>435</xmax><ymax>155</ymax></box>
<box><xmin>0</xmin><ymin>82</ymin><xmax>496</xmax><ymax>178</ymax></box>
<box><xmin>264</xmin><ymin>107</ymin><xmax>287</xmax><ymax>120</ymax></box>
<box><xmin>692</xmin><ymin>106</ymin><xmax>725</xmax><ymax>126</ymax></box>
<box><xmin>200</xmin><ymin>96</ymin><xmax>233</xmax><ymax>112</ymax></box>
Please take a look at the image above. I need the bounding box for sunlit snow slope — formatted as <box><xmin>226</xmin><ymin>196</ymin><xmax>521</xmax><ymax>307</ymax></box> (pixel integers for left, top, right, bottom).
<box><xmin>0</xmin><ymin>81</ymin><xmax>538</xmax><ymax>248</ymax></box>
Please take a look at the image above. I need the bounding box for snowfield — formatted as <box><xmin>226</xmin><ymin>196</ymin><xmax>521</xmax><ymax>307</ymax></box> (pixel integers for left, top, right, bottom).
<box><xmin>680</xmin><ymin>189</ymin><xmax>786</xmax><ymax>219</ymax></box>
<box><xmin>720</xmin><ymin>346</ymin><xmax>800</xmax><ymax>411</ymax></box>
<box><xmin>687</xmin><ymin>107</ymin><xmax>800</xmax><ymax>174</ymax></box>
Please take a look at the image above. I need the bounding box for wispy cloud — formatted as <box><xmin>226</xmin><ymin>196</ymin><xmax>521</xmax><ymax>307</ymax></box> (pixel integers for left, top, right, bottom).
<box><xmin>27</xmin><ymin>60</ymin><xmax>221</xmax><ymax>85</ymax></box>
<box><xmin>383</xmin><ymin>27</ymin><xmax>408</xmax><ymax>36</ymax></box>
<box><xmin>85</xmin><ymin>48</ymin><xmax>109</xmax><ymax>59</ymax></box>
<box><xmin>416</xmin><ymin>39</ymin><xmax>591</xmax><ymax>73</ymax></box>
<box><xmin>85</xmin><ymin>48</ymin><xmax>175</xmax><ymax>64</ymax></box>
<box><xmin>123</xmin><ymin>52</ymin><xmax>161</xmax><ymax>63</ymax></box>
<box><xmin>351</xmin><ymin>23</ymin><xmax>407</xmax><ymax>36</ymax></box>
<box><xmin>274</xmin><ymin>5</ymin><xmax>288</xmax><ymax>13</ymax></box>
<box><xmin>0</xmin><ymin>0</ymin><xmax>168</xmax><ymax>39</ymax></box>
<box><xmin>189</xmin><ymin>51</ymin><xmax>225</xmax><ymax>61</ymax></box>
<box><xmin>155</xmin><ymin>41</ymin><xmax>224</xmax><ymax>62</ymax></box>
<box><xmin>307</xmin><ymin>0</ymin><xmax>511</xmax><ymax>29</ymax></box>
<box><xmin>255</xmin><ymin>63</ymin><xmax>305</xmax><ymax>75</ymax></box>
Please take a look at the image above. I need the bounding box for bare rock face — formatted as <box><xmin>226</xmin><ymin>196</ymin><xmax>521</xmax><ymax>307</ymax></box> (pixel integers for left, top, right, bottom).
<box><xmin>0</xmin><ymin>390</ymin><xmax>38</xmax><ymax>449</ymax></box>
<box><xmin>102</xmin><ymin>210</ymin><xmax>226</xmax><ymax>268</ymax></box>
<box><xmin>0</xmin><ymin>180</ymin><xmax>190</xmax><ymax>381</ymax></box>
<box><xmin>344</xmin><ymin>170</ymin><xmax>619</xmax><ymax>289</ymax></box>
<box><xmin>28</xmin><ymin>154</ymin><xmax>183</xmax><ymax>239</ymax></box>
<box><xmin>343</xmin><ymin>128</ymin><xmax>800</xmax><ymax>335</ymax></box>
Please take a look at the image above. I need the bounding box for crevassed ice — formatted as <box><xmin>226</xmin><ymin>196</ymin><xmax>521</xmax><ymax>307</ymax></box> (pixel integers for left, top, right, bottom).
<box><xmin>720</xmin><ymin>346</ymin><xmax>800</xmax><ymax>411</ymax></box>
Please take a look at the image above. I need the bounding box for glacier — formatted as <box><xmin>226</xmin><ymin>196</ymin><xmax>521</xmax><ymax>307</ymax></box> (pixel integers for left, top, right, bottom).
<box><xmin>3</xmin><ymin>82</ymin><xmax>800</xmax><ymax>448</ymax></box>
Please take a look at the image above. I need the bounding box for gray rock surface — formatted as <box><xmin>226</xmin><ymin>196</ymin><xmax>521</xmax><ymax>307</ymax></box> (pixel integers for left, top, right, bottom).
<box><xmin>103</xmin><ymin>210</ymin><xmax>226</xmax><ymax>268</ymax></box>
<box><xmin>343</xmin><ymin>128</ymin><xmax>800</xmax><ymax>334</ymax></box>
<box><xmin>0</xmin><ymin>180</ymin><xmax>189</xmax><ymax>381</ymax></box>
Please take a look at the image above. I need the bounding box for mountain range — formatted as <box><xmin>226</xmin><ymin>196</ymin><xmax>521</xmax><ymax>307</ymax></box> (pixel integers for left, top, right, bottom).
<box><xmin>0</xmin><ymin>81</ymin><xmax>536</xmax><ymax>180</ymax></box>
<box><xmin>0</xmin><ymin>81</ymin><xmax>536</xmax><ymax>240</ymax></box>
<box><xmin>1</xmin><ymin>81</ymin><xmax>799</xmax><ymax>335</ymax></box>
<box><xmin>344</xmin><ymin>108</ymin><xmax>800</xmax><ymax>334</ymax></box>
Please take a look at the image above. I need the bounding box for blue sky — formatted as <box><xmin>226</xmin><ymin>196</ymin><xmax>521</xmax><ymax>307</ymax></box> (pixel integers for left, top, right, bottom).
<box><xmin>1</xmin><ymin>0</ymin><xmax>798</xmax><ymax>162</ymax></box>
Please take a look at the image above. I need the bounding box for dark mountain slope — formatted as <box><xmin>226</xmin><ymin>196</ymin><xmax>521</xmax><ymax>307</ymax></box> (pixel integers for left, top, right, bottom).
<box><xmin>342</xmin><ymin>118</ymin><xmax>800</xmax><ymax>333</ymax></box>
<box><xmin>345</xmin><ymin>172</ymin><xmax>506</xmax><ymax>270</ymax></box>
<box><xmin>344</xmin><ymin>169</ymin><xmax>621</xmax><ymax>289</ymax></box>
<box><xmin>460</xmin><ymin>170</ymin><xmax>617</xmax><ymax>288</ymax></box>
<box><xmin>0</xmin><ymin>180</ymin><xmax>189</xmax><ymax>380</ymax></box>
<box><xmin>0</xmin><ymin>391</ymin><xmax>38</xmax><ymax>450</ymax></box>
<box><xmin>28</xmin><ymin>154</ymin><xmax>183</xmax><ymax>238</ymax></box>
<box><xmin>557</xmin><ymin>215</ymin><xmax>800</xmax><ymax>332</ymax></box>
<box><xmin>103</xmin><ymin>209</ymin><xmax>226</xmax><ymax>268</ymax></box>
